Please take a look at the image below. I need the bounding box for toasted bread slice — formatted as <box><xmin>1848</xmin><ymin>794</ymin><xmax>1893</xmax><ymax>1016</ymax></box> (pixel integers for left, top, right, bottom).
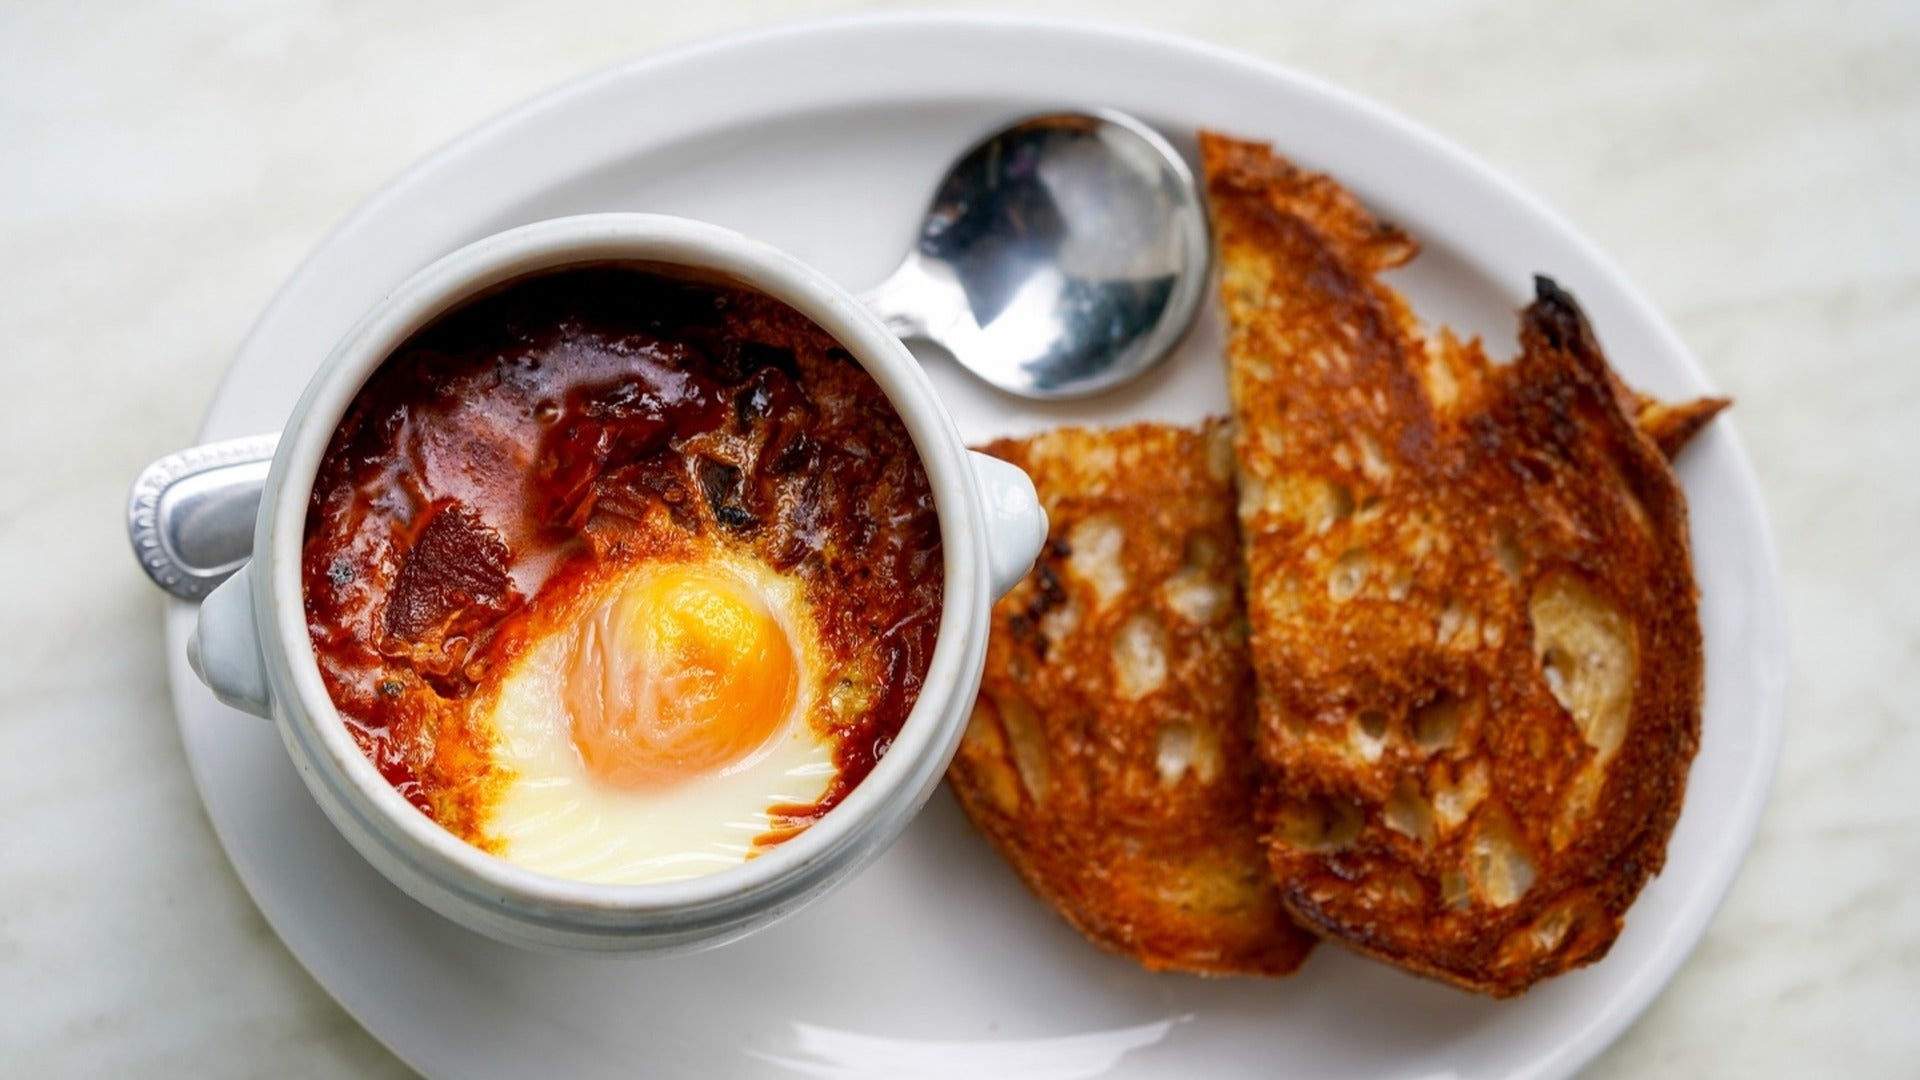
<box><xmin>950</xmin><ymin>421</ymin><xmax>1316</xmax><ymax>976</ymax></box>
<box><xmin>952</xmin><ymin>404</ymin><xmax>1707</xmax><ymax>980</ymax></box>
<box><xmin>1204</xmin><ymin>131</ymin><xmax>1709</xmax><ymax>997</ymax></box>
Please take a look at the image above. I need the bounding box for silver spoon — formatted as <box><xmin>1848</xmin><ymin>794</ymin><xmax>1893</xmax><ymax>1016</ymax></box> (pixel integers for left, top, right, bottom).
<box><xmin>127</xmin><ymin>110</ymin><xmax>1210</xmax><ymax>601</ymax></box>
<box><xmin>863</xmin><ymin>109</ymin><xmax>1208</xmax><ymax>398</ymax></box>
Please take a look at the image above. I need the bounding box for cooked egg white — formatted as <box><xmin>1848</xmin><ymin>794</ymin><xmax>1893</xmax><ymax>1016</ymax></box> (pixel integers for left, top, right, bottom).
<box><xmin>482</xmin><ymin>552</ymin><xmax>837</xmax><ymax>884</ymax></box>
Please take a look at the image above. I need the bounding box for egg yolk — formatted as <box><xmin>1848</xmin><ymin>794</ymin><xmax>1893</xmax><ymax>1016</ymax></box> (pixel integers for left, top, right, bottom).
<box><xmin>563</xmin><ymin>563</ymin><xmax>798</xmax><ymax>790</ymax></box>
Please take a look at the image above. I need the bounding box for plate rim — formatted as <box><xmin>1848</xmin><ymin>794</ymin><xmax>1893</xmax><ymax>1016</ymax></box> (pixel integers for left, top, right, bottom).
<box><xmin>170</xmin><ymin>11</ymin><xmax>1789</xmax><ymax>1079</ymax></box>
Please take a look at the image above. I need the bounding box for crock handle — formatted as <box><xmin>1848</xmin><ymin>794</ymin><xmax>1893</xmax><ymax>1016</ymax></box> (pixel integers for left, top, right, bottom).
<box><xmin>127</xmin><ymin>433</ymin><xmax>280</xmax><ymax>601</ymax></box>
<box><xmin>188</xmin><ymin>566</ymin><xmax>273</xmax><ymax>718</ymax></box>
<box><xmin>967</xmin><ymin>451</ymin><xmax>1048</xmax><ymax>600</ymax></box>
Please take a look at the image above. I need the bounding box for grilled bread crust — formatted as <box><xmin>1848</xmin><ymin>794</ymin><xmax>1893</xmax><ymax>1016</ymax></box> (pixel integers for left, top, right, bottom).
<box><xmin>949</xmin><ymin>421</ymin><xmax>1317</xmax><ymax>977</ymax></box>
<box><xmin>1204</xmin><ymin>131</ymin><xmax>1708</xmax><ymax>997</ymax></box>
<box><xmin>1633</xmin><ymin>393</ymin><xmax>1730</xmax><ymax>460</ymax></box>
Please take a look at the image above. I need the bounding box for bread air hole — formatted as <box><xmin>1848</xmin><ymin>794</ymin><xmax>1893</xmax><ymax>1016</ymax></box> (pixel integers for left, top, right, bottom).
<box><xmin>961</xmin><ymin>697</ymin><xmax>1021</xmax><ymax>815</ymax></box>
<box><xmin>1163</xmin><ymin>570</ymin><xmax>1230</xmax><ymax>625</ymax></box>
<box><xmin>1529</xmin><ymin>572</ymin><xmax>1635</xmax><ymax>761</ymax></box>
<box><xmin>1155</xmin><ymin>721</ymin><xmax>1222</xmax><ymax>787</ymax></box>
<box><xmin>1431</xmin><ymin>758</ymin><xmax>1489</xmax><ymax>832</ymax></box>
<box><xmin>992</xmin><ymin>692</ymin><xmax>1050</xmax><ymax>805</ymax></box>
<box><xmin>1312</xmin><ymin>481</ymin><xmax>1354</xmax><ymax>533</ymax></box>
<box><xmin>1497</xmin><ymin>898</ymin><xmax>1599</xmax><ymax>969</ymax></box>
<box><xmin>1273</xmin><ymin>795</ymin><xmax>1364</xmax><ymax>852</ymax></box>
<box><xmin>1065</xmin><ymin>514</ymin><xmax>1127</xmax><ymax>610</ymax></box>
<box><xmin>1493</xmin><ymin>526</ymin><xmax>1526</xmax><ymax>583</ymax></box>
<box><xmin>1356</xmin><ymin>432</ymin><xmax>1391</xmax><ymax>482</ymax></box>
<box><xmin>1112</xmin><ymin>613</ymin><xmax>1170</xmax><ymax>701</ymax></box>
<box><xmin>1352</xmin><ymin>708</ymin><xmax>1389</xmax><ymax>762</ymax></box>
<box><xmin>1411</xmin><ymin>691</ymin><xmax>1466</xmax><ymax>754</ymax></box>
<box><xmin>1383</xmin><ymin>776</ymin><xmax>1436</xmax><ymax>846</ymax></box>
<box><xmin>1466</xmin><ymin>808</ymin><xmax>1537</xmax><ymax>908</ymax></box>
<box><xmin>1328</xmin><ymin>547</ymin><xmax>1370</xmax><ymax>602</ymax></box>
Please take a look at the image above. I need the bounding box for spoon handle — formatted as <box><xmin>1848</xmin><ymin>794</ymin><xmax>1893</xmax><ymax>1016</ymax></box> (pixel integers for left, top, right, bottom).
<box><xmin>127</xmin><ymin>433</ymin><xmax>279</xmax><ymax>601</ymax></box>
<box><xmin>857</xmin><ymin>255</ymin><xmax>946</xmax><ymax>341</ymax></box>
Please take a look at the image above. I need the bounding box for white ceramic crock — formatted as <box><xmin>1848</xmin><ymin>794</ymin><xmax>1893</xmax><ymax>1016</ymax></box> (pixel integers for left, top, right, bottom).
<box><xmin>188</xmin><ymin>213</ymin><xmax>1047</xmax><ymax>953</ymax></box>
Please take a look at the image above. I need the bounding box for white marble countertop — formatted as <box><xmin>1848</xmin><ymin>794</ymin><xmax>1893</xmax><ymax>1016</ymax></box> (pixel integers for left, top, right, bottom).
<box><xmin>3</xmin><ymin>0</ymin><xmax>1915</xmax><ymax>1075</ymax></box>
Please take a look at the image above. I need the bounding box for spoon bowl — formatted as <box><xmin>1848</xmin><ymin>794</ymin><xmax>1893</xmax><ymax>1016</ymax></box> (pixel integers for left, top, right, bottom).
<box><xmin>863</xmin><ymin>110</ymin><xmax>1211</xmax><ymax>399</ymax></box>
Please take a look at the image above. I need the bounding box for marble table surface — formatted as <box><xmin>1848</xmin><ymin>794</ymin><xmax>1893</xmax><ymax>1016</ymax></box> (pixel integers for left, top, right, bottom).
<box><xmin>3</xmin><ymin>0</ymin><xmax>1914</xmax><ymax>1075</ymax></box>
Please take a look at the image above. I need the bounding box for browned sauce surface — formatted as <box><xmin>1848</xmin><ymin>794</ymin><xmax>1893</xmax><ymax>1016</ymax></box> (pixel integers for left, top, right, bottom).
<box><xmin>303</xmin><ymin>265</ymin><xmax>943</xmax><ymax>846</ymax></box>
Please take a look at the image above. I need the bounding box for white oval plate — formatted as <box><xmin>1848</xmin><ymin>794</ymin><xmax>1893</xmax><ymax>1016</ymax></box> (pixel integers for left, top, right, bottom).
<box><xmin>167</xmin><ymin>13</ymin><xmax>1788</xmax><ymax>1079</ymax></box>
